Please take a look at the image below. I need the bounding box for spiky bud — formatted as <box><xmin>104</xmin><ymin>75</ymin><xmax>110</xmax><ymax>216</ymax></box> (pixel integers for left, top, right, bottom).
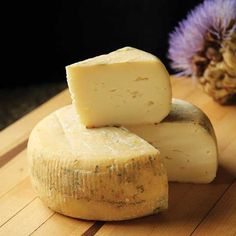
<box><xmin>168</xmin><ymin>0</ymin><xmax>236</xmax><ymax>104</ymax></box>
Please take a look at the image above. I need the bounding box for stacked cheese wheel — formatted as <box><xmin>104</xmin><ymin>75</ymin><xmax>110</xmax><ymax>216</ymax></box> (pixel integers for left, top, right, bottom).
<box><xmin>28</xmin><ymin>47</ymin><xmax>218</xmax><ymax>221</ymax></box>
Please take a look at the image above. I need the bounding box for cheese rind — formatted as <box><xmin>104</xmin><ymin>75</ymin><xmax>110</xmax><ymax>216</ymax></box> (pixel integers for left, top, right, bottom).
<box><xmin>66</xmin><ymin>47</ymin><xmax>171</xmax><ymax>127</ymax></box>
<box><xmin>27</xmin><ymin>105</ymin><xmax>168</xmax><ymax>221</ymax></box>
<box><xmin>127</xmin><ymin>99</ymin><xmax>218</xmax><ymax>183</ymax></box>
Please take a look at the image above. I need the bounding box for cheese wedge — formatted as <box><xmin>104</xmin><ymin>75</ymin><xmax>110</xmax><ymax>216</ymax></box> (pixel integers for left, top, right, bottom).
<box><xmin>66</xmin><ymin>47</ymin><xmax>171</xmax><ymax>128</ymax></box>
<box><xmin>127</xmin><ymin>99</ymin><xmax>218</xmax><ymax>183</ymax></box>
<box><xmin>27</xmin><ymin>105</ymin><xmax>168</xmax><ymax>221</ymax></box>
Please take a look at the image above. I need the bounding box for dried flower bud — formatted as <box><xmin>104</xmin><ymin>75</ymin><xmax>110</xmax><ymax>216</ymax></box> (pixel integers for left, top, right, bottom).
<box><xmin>168</xmin><ymin>0</ymin><xmax>236</xmax><ymax>104</ymax></box>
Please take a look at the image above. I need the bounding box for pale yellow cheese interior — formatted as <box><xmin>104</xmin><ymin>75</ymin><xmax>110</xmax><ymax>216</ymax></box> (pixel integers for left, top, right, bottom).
<box><xmin>28</xmin><ymin>105</ymin><xmax>168</xmax><ymax>221</ymax></box>
<box><xmin>66</xmin><ymin>47</ymin><xmax>171</xmax><ymax>128</ymax></box>
<box><xmin>127</xmin><ymin>99</ymin><xmax>218</xmax><ymax>183</ymax></box>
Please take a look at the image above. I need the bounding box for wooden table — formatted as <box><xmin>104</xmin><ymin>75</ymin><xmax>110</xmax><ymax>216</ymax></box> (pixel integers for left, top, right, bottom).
<box><xmin>0</xmin><ymin>77</ymin><xmax>235</xmax><ymax>236</ymax></box>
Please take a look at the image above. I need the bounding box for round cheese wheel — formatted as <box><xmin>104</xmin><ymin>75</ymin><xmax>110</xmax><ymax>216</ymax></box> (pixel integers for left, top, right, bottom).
<box><xmin>27</xmin><ymin>105</ymin><xmax>168</xmax><ymax>221</ymax></box>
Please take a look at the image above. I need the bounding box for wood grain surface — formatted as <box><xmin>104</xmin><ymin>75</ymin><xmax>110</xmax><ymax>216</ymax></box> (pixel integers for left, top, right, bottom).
<box><xmin>0</xmin><ymin>77</ymin><xmax>235</xmax><ymax>236</ymax></box>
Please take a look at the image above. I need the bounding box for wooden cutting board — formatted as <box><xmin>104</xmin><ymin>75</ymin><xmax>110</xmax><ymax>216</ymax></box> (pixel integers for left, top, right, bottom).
<box><xmin>0</xmin><ymin>77</ymin><xmax>235</xmax><ymax>236</ymax></box>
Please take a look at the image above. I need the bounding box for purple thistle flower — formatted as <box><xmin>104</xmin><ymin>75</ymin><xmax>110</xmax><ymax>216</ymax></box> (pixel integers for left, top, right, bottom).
<box><xmin>168</xmin><ymin>0</ymin><xmax>236</xmax><ymax>75</ymax></box>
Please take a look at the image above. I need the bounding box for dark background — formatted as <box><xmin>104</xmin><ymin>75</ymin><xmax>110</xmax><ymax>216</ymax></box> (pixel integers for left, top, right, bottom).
<box><xmin>1</xmin><ymin>0</ymin><xmax>202</xmax><ymax>130</ymax></box>
<box><xmin>3</xmin><ymin>0</ymin><xmax>202</xmax><ymax>87</ymax></box>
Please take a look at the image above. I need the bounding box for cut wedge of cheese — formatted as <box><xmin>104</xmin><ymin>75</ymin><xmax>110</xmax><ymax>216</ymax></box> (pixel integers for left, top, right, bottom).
<box><xmin>27</xmin><ymin>105</ymin><xmax>168</xmax><ymax>221</ymax></box>
<box><xmin>127</xmin><ymin>99</ymin><xmax>218</xmax><ymax>183</ymax></box>
<box><xmin>66</xmin><ymin>47</ymin><xmax>171</xmax><ymax>128</ymax></box>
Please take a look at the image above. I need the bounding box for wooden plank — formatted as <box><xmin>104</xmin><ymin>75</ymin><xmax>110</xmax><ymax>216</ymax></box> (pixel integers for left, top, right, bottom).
<box><xmin>220</xmin><ymin>140</ymin><xmax>236</xmax><ymax>176</ymax></box>
<box><xmin>184</xmin><ymin>87</ymin><xmax>211</xmax><ymax>106</ymax></box>
<box><xmin>0</xmin><ymin>150</ymin><xmax>28</xmax><ymax>197</ymax></box>
<box><xmin>95</xmin><ymin>169</ymin><xmax>234</xmax><ymax>236</ymax></box>
<box><xmin>171</xmin><ymin>77</ymin><xmax>197</xmax><ymax>99</ymax></box>
<box><xmin>0</xmin><ymin>198</ymin><xmax>54</xmax><ymax>236</ymax></box>
<box><xmin>31</xmin><ymin>213</ymin><xmax>93</xmax><ymax>236</ymax></box>
<box><xmin>214</xmin><ymin>112</ymin><xmax>236</xmax><ymax>151</ymax></box>
<box><xmin>80</xmin><ymin>222</ymin><xmax>105</xmax><ymax>236</ymax></box>
<box><xmin>192</xmin><ymin>181</ymin><xmax>236</xmax><ymax>236</ymax></box>
<box><xmin>0</xmin><ymin>178</ymin><xmax>36</xmax><ymax>226</ymax></box>
<box><xmin>0</xmin><ymin>140</ymin><xmax>28</xmax><ymax>168</ymax></box>
<box><xmin>0</xmin><ymin>89</ymin><xmax>70</xmax><ymax>166</ymax></box>
<box><xmin>214</xmin><ymin>113</ymin><xmax>236</xmax><ymax>175</ymax></box>
<box><xmin>0</xmin><ymin>149</ymin><xmax>94</xmax><ymax>235</ymax></box>
<box><xmin>0</xmin><ymin>178</ymin><xmax>95</xmax><ymax>236</ymax></box>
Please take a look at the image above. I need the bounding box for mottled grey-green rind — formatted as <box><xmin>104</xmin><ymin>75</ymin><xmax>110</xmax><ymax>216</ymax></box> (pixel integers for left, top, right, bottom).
<box><xmin>161</xmin><ymin>98</ymin><xmax>216</xmax><ymax>139</ymax></box>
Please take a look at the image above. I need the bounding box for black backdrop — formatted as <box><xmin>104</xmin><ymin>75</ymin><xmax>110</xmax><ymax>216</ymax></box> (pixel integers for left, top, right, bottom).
<box><xmin>4</xmin><ymin>0</ymin><xmax>202</xmax><ymax>86</ymax></box>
